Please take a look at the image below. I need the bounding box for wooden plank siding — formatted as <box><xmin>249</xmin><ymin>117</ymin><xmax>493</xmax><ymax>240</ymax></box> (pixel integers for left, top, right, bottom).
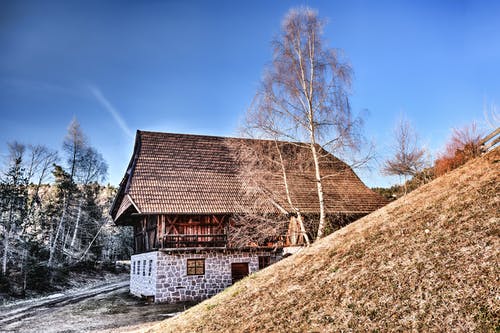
<box><xmin>133</xmin><ymin>214</ymin><xmax>229</xmax><ymax>253</ymax></box>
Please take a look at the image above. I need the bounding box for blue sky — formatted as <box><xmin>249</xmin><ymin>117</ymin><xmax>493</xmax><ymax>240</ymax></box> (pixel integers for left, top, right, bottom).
<box><xmin>1</xmin><ymin>0</ymin><xmax>499</xmax><ymax>187</ymax></box>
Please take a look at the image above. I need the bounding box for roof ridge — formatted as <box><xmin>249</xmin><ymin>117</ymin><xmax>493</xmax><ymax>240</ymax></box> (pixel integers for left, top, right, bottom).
<box><xmin>137</xmin><ymin>129</ymin><xmax>308</xmax><ymax>145</ymax></box>
<box><xmin>138</xmin><ymin>130</ymin><xmax>239</xmax><ymax>140</ymax></box>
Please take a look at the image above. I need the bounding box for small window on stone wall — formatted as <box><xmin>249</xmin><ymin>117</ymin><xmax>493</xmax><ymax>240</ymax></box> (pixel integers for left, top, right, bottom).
<box><xmin>258</xmin><ymin>256</ymin><xmax>271</xmax><ymax>269</ymax></box>
<box><xmin>132</xmin><ymin>261</ymin><xmax>135</xmax><ymax>274</ymax></box>
<box><xmin>143</xmin><ymin>260</ymin><xmax>146</xmax><ymax>276</ymax></box>
<box><xmin>137</xmin><ymin>261</ymin><xmax>140</xmax><ymax>275</ymax></box>
<box><xmin>148</xmin><ymin>260</ymin><xmax>153</xmax><ymax>276</ymax></box>
<box><xmin>187</xmin><ymin>259</ymin><xmax>205</xmax><ymax>275</ymax></box>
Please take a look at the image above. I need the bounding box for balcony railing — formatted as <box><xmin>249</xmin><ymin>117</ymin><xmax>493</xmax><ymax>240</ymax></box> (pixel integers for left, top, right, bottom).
<box><xmin>161</xmin><ymin>234</ymin><xmax>227</xmax><ymax>249</ymax></box>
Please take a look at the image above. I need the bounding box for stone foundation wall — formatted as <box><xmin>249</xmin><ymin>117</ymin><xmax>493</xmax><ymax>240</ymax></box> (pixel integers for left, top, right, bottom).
<box><xmin>156</xmin><ymin>250</ymin><xmax>252</xmax><ymax>302</ymax></box>
<box><xmin>129</xmin><ymin>249</ymin><xmax>281</xmax><ymax>303</ymax></box>
<box><xmin>130</xmin><ymin>252</ymin><xmax>158</xmax><ymax>297</ymax></box>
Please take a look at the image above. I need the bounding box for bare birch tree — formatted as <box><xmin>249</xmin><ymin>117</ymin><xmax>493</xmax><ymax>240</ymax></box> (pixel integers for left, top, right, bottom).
<box><xmin>46</xmin><ymin>118</ymin><xmax>87</xmax><ymax>267</ymax></box>
<box><xmin>57</xmin><ymin>119</ymin><xmax>109</xmax><ymax>258</ymax></box>
<box><xmin>245</xmin><ymin>7</ymin><xmax>363</xmax><ymax>240</ymax></box>
<box><xmin>69</xmin><ymin>147</ymin><xmax>107</xmax><ymax>250</ymax></box>
<box><xmin>48</xmin><ymin>165</ymin><xmax>75</xmax><ymax>268</ymax></box>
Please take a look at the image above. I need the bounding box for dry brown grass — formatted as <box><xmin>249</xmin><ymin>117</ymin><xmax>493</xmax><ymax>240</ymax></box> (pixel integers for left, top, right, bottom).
<box><xmin>150</xmin><ymin>149</ymin><xmax>500</xmax><ymax>332</ymax></box>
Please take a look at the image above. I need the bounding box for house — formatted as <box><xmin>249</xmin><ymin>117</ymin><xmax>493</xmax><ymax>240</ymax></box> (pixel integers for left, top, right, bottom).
<box><xmin>110</xmin><ymin>130</ymin><xmax>387</xmax><ymax>303</ymax></box>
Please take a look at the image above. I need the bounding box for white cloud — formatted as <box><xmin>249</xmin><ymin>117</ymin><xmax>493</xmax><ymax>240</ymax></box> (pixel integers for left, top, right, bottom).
<box><xmin>88</xmin><ymin>85</ymin><xmax>134</xmax><ymax>139</ymax></box>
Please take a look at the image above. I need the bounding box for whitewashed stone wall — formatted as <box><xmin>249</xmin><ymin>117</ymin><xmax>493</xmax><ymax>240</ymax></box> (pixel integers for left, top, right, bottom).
<box><xmin>130</xmin><ymin>252</ymin><xmax>158</xmax><ymax>297</ymax></box>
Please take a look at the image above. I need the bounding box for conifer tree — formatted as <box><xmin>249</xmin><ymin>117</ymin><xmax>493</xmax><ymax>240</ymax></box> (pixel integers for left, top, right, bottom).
<box><xmin>1</xmin><ymin>142</ymin><xmax>28</xmax><ymax>275</ymax></box>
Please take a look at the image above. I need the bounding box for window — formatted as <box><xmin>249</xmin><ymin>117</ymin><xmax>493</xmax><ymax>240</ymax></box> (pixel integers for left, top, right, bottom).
<box><xmin>132</xmin><ymin>261</ymin><xmax>135</xmax><ymax>274</ymax></box>
<box><xmin>258</xmin><ymin>256</ymin><xmax>271</xmax><ymax>269</ymax></box>
<box><xmin>148</xmin><ymin>260</ymin><xmax>153</xmax><ymax>276</ymax></box>
<box><xmin>187</xmin><ymin>259</ymin><xmax>205</xmax><ymax>275</ymax></box>
<box><xmin>143</xmin><ymin>260</ymin><xmax>146</xmax><ymax>276</ymax></box>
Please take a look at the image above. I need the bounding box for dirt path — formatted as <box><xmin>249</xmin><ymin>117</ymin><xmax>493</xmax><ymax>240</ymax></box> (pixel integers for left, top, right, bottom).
<box><xmin>0</xmin><ymin>279</ymin><xmax>193</xmax><ymax>333</ymax></box>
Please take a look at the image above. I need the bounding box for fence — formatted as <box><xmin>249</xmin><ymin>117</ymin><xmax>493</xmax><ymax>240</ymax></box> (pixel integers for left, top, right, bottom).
<box><xmin>479</xmin><ymin>127</ymin><xmax>500</xmax><ymax>153</ymax></box>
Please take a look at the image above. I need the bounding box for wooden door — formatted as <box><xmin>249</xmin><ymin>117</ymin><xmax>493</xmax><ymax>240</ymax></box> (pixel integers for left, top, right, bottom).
<box><xmin>231</xmin><ymin>263</ymin><xmax>249</xmax><ymax>284</ymax></box>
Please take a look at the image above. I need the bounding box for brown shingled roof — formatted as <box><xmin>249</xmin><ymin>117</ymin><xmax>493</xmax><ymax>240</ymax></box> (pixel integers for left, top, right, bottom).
<box><xmin>111</xmin><ymin>131</ymin><xmax>387</xmax><ymax>223</ymax></box>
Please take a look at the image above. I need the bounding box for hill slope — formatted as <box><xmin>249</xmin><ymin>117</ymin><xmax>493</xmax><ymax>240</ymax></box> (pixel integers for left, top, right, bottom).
<box><xmin>151</xmin><ymin>150</ymin><xmax>499</xmax><ymax>332</ymax></box>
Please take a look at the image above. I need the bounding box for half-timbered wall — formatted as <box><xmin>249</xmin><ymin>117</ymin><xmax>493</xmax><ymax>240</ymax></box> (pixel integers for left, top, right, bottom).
<box><xmin>133</xmin><ymin>215</ymin><xmax>159</xmax><ymax>253</ymax></box>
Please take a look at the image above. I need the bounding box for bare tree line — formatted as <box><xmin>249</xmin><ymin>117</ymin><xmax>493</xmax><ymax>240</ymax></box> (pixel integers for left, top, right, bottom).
<box><xmin>379</xmin><ymin>112</ymin><xmax>497</xmax><ymax>200</ymax></box>
<box><xmin>0</xmin><ymin>119</ymin><xmax>132</xmax><ymax>296</ymax></box>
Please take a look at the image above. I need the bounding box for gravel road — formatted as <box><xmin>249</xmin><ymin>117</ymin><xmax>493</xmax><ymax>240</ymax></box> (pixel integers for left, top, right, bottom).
<box><xmin>0</xmin><ymin>279</ymin><xmax>193</xmax><ymax>333</ymax></box>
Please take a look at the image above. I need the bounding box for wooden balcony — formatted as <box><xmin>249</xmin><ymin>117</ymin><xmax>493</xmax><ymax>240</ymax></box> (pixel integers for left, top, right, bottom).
<box><xmin>160</xmin><ymin>234</ymin><xmax>227</xmax><ymax>249</ymax></box>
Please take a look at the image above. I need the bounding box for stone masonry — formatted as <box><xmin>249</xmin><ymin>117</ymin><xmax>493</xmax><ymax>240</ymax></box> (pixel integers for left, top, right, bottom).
<box><xmin>130</xmin><ymin>249</ymin><xmax>279</xmax><ymax>303</ymax></box>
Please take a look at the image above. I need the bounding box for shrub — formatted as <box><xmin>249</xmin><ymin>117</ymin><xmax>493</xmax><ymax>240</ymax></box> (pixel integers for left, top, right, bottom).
<box><xmin>434</xmin><ymin>123</ymin><xmax>483</xmax><ymax>176</ymax></box>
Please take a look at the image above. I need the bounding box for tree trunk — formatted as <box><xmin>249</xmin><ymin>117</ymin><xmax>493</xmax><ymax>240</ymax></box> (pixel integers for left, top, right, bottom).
<box><xmin>2</xmin><ymin>227</ymin><xmax>10</xmax><ymax>275</ymax></box>
<box><xmin>274</xmin><ymin>140</ymin><xmax>311</xmax><ymax>246</ymax></box>
<box><xmin>22</xmin><ymin>248</ymin><xmax>27</xmax><ymax>294</ymax></box>
<box><xmin>70</xmin><ymin>198</ymin><xmax>83</xmax><ymax>249</ymax></box>
<box><xmin>77</xmin><ymin>223</ymin><xmax>104</xmax><ymax>262</ymax></box>
<box><xmin>310</xmin><ymin>141</ymin><xmax>327</xmax><ymax>239</ymax></box>
<box><xmin>296</xmin><ymin>212</ymin><xmax>310</xmax><ymax>246</ymax></box>
<box><xmin>302</xmin><ymin>38</ymin><xmax>326</xmax><ymax>239</ymax></box>
<box><xmin>70</xmin><ymin>145</ymin><xmax>77</xmax><ymax>182</ymax></box>
<box><xmin>403</xmin><ymin>176</ymin><xmax>408</xmax><ymax>195</ymax></box>
<box><xmin>2</xmin><ymin>200</ymin><xmax>16</xmax><ymax>275</ymax></box>
<box><xmin>49</xmin><ymin>196</ymin><xmax>66</xmax><ymax>268</ymax></box>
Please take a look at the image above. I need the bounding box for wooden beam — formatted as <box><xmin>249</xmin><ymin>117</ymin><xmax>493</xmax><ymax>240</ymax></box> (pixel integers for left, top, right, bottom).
<box><xmin>479</xmin><ymin>127</ymin><xmax>500</xmax><ymax>146</ymax></box>
<box><xmin>156</xmin><ymin>215</ymin><xmax>161</xmax><ymax>249</ymax></box>
<box><xmin>480</xmin><ymin>127</ymin><xmax>500</xmax><ymax>153</ymax></box>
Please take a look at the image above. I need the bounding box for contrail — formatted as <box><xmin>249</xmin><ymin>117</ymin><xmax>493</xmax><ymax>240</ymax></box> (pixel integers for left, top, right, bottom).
<box><xmin>88</xmin><ymin>85</ymin><xmax>134</xmax><ymax>138</ymax></box>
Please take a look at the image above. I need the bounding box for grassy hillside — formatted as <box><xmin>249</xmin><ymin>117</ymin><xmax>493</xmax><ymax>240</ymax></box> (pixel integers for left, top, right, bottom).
<box><xmin>151</xmin><ymin>149</ymin><xmax>499</xmax><ymax>332</ymax></box>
